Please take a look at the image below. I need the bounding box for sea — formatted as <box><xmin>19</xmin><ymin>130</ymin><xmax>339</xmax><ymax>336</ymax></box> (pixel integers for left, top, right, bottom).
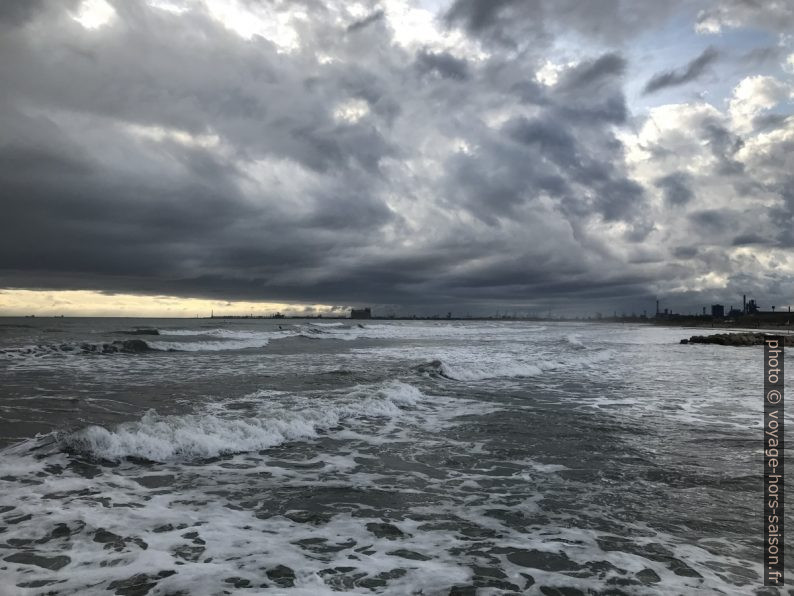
<box><xmin>0</xmin><ymin>317</ymin><xmax>788</xmax><ymax>595</ymax></box>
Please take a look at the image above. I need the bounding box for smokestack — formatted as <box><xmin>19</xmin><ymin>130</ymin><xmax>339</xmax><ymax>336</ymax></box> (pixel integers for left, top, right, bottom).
<box><xmin>743</xmin><ymin>294</ymin><xmax>746</xmax><ymax>314</ymax></box>
<box><xmin>656</xmin><ymin>300</ymin><xmax>659</xmax><ymax>315</ymax></box>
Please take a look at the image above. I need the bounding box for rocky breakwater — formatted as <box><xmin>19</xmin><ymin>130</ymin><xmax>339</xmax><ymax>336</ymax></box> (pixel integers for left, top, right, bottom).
<box><xmin>681</xmin><ymin>333</ymin><xmax>794</xmax><ymax>346</ymax></box>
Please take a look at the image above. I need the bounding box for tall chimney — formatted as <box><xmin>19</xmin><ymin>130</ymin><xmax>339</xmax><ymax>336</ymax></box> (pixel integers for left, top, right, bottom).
<box><xmin>743</xmin><ymin>294</ymin><xmax>746</xmax><ymax>314</ymax></box>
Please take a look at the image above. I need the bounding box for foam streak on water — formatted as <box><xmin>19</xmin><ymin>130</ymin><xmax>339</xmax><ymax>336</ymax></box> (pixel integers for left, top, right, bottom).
<box><xmin>0</xmin><ymin>319</ymin><xmax>786</xmax><ymax>594</ymax></box>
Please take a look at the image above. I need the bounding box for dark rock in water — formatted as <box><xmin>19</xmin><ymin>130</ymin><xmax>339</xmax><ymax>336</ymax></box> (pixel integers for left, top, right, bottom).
<box><xmin>266</xmin><ymin>565</ymin><xmax>296</xmax><ymax>588</ymax></box>
<box><xmin>682</xmin><ymin>332</ymin><xmax>794</xmax><ymax>347</ymax></box>
<box><xmin>4</xmin><ymin>552</ymin><xmax>71</xmax><ymax>570</ymax></box>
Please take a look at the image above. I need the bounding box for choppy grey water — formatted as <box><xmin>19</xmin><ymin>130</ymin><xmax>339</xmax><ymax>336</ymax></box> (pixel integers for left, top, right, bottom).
<box><xmin>0</xmin><ymin>318</ymin><xmax>788</xmax><ymax>595</ymax></box>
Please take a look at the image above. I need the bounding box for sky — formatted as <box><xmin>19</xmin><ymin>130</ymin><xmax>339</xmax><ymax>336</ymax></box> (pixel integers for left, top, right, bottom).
<box><xmin>0</xmin><ymin>0</ymin><xmax>793</xmax><ymax>317</ymax></box>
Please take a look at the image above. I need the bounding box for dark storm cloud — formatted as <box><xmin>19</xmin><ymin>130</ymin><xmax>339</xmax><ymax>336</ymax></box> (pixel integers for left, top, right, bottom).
<box><xmin>415</xmin><ymin>50</ymin><xmax>469</xmax><ymax>80</ymax></box>
<box><xmin>346</xmin><ymin>9</ymin><xmax>384</xmax><ymax>32</ymax></box>
<box><xmin>643</xmin><ymin>47</ymin><xmax>719</xmax><ymax>94</ymax></box>
<box><xmin>504</xmin><ymin>117</ymin><xmax>577</xmax><ymax>163</ymax></box>
<box><xmin>0</xmin><ymin>0</ymin><xmax>792</xmax><ymax>315</ymax></box>
<box><xmin>655</xmin><ymin>172</ymin><xmax>694</xmax><ymax>206</ymax></box>
<box><xmin>672</xmin><ymin>246</ymin><xmax>699</xmax><ymax>259</ymax></box>
<box><xmin>557</xmin><ymin>53</ymin><xmax>626</xmax><ymax>92</ymax></box>
<box><xmin>0</xmin><ymin>0</ymin><xmax>45</xmax><ymax>26</ymax></box>
<box><xmin>732</xmin><ymin>233</ymin><xmax>767</xmax><ymax>246</ymax></box>
<box><xmin>697</xmin><ymin>117</ymin><xmax>745</xmax><ymax>176</ymax></box>
<box><xmin>689</xmin><ymin>209</ymin><xmax>735</xmax><ymax>232</ymax></box>
<box><xmin>752</xmin><ymin>113</ymin><xmax>789</xmax><ymax>131</ymax></box>
<box><xmin>445</xmin><ymin>0</ymin><xmax>682</xmax><ymax>47</ymax></box>
<box><xmin>444</xmin><ymin>0</ymin><xmax>518</xmax><ymax>32</ymax></box>
<box><xmin>436</xmin><ymin>48</ymin><xmax>644</xmax><ymax>231</ymax></box>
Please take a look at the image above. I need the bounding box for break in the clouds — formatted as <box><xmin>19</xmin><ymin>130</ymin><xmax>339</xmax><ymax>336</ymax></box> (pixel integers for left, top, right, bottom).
<box><xmin>0</xmin><ymin>0</ymin><xmax>793</xmax><ymax>316</ymax></box>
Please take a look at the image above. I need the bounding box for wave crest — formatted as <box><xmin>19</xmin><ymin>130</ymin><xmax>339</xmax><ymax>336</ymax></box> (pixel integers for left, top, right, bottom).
<box><xmin>1</xmin><ymin>339</ymin><xmax>154</xmax><ymax>359</ymax></box>
<box><xmin>416</xmin><ymin>349</ymin><xmax>613</xmax><ymax>381</ymax></box>
<box><xmin>61</xmin><ymin>381</ymin><xmax>426</xmax><ymax>462</ymax></box>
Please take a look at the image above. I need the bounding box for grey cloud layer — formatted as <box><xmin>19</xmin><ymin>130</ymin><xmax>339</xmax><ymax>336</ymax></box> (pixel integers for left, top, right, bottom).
<box><xmin>643</xmin><ymin>47</ymin><xmax>719</xmax><ymax>94</ymax></box>
<box><xmin>0</xmin><ymin>0</ymin><xmax>792</xmax><ymax>313</ymax></box>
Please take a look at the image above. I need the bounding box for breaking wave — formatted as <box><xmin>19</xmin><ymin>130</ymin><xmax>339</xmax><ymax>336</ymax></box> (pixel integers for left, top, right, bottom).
<box><xmin>564</xmin><ymin>334</ymin><xmax>587</xmax><ymax>349</ymax></box>
<box><xmin>1</xmin><ymin>339</ymin><xmax>154</xmax><ymax>359</ymax></box>
<box><xmin>417</xmin><ymin>349</ymin><xmax>614</xmax><ymax>381</ymax></box>
<box><xmin>60</xmin><ymin>381</ymin><xmax>426</xmax><ymax>462</ymax></box>
<box><xmin>147</xmin><ymin>338</ymin><xmax>271</xmax><ymax>352</ymax></box>
<box><xmin>1</xmin><ymin>335</ymin><xmax>276</xmax><ymax>358</ymax></box>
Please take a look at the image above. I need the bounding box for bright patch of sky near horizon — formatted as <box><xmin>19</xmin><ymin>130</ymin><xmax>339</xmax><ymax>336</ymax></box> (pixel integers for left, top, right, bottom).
<box><xmin>0</xmin><ymin>290</ymin><xmax>345</xmax><ymax>318</ymax></box>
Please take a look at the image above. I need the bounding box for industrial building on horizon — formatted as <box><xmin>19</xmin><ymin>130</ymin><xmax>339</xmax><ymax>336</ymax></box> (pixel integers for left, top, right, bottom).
<box><xmin>656</xmin><ymin>293</ymin><xmax>790</xmax><ymax>321</ymax></box>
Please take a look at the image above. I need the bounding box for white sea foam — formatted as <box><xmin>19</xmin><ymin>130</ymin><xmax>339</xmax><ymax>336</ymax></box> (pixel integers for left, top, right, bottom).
<box><xmin>62</xmin><ymin>381</ymin><xmax>427</xmax><ymax>461</ymax></box>
<box><xmin>440</xmin><ymin>359</ymin><xmax>545</xmax><ymax>381</ymax></box>
<box><xmin>407</xmin><ymin>348</ymin><xmax>615</xmax><ymax>381</ymax></box>
<box><xmin>565</xmin><ymin>334</ymin><xmax>586</xmax><ymax>349</ymax></box>
<box><xmin>292</xmin><ymin>322</ymin><xmax>547</xmax><ymax>342</ymax></box>
<box><xmin>148</xmin><ymin>337</ymin><xmax>271</xmax><ymax>351</ymax></box>
<box><xmin>158</xmin><ymin>328</ymin><xmax>285</xmax><ymax>339</ymax></box>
